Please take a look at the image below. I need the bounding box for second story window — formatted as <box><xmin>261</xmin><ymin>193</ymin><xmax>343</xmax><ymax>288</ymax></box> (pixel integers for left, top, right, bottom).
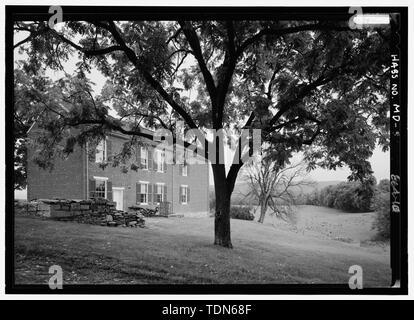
<box><xmin>141</xmin><ymin>146</ymin><xmax>148</xmax><ymax>170</ymax></box>
<box><xmin>95</xmin><ymin>139</ymin><xmax>106</xmax><ymax>163</ymax></box>
<box><xmin>156</xmin><ymin>149</ymin><xmax>166</xmax><ymax>173</ymax></box>
<box><xmin>180</xmin><ymin>162</ymin><xmax>188</xmax><ymax>176</ymax></box>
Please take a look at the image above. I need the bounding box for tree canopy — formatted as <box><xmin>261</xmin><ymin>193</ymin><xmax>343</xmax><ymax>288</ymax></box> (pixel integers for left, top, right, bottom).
<box><xmin>14</xmin><ymin>18</ymin><xmax>390</xmax><ymax>247</ymax></box>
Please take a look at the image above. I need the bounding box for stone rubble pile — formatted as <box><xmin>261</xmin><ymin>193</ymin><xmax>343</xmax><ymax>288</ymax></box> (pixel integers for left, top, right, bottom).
<box><xmin>128</xmin><ymin>205</ymin><xmax>160</xmax><ymax>217</ymax></box>
<box><xmin>14</xmin><ymin>200</ymin><xmax>52</xmax><ymax>217</ymax></box>
<box><xmin>15</xmin><ymin>198</ymin><xmax>145</xmax><ymax>228</ymax></box>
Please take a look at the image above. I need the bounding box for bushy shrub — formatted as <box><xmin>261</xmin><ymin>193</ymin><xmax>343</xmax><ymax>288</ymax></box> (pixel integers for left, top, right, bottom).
<box><xmin>332</xmin><ymin>182</ymin><xmax>360</xmax><ymax>211</ymax></box>
<box><xmin>293</xmin><ymin>193</ymin><xmax>307</xmax><ymax>205</ymax></box>
<box><xmin>320</xmin><ymin>185</ymin><xmax>339</xmax><ymax>208</ymax></box>
<box><xmin>305</xmin><ymin>190</ymin><xmax>320</xmax><ymax>205</ymax></box>
<box><xmin>377</xmin><ymin>179</ymin><xmax>390</xmax><ymax>193</ymax></box>
<box><xmin>372</xmin><ymin>190</ymin><xmax>390</xmax><ymax>240</ymax></box>
<box><xmin>230</xmin><ymin>206</ymin><xmax>254</xmax><ymax>221</ymax></box>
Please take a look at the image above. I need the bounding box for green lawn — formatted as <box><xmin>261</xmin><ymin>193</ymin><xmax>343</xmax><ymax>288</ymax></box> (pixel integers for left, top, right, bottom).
<box><xmin>14</xmin><ymin>215</ymin><xmax>390</xmax><ymax>286</ymax></box>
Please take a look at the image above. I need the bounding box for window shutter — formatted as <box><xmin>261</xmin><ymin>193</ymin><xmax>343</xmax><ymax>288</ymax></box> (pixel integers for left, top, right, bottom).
<box><xmin>136</xmin><ymin>183</ymin><xmax>140</xmax><ymax>204</ymax></box>
<box><xmin>179</xmin><ymin>164</ymin><xmax>182</xmax><ymax>176</ymax></box>
<box><xmin>107</xmin><ymin>181</ymin><xmax>113</xmax><ymax>201</ymax></box>
<box><xmin>179</xmin><ymin>186</ymin><xmax>182</xmax><ymax>204</ymax></box>
<box><xmin>154</xmin><ymin>150</ymin><xmax>159</xmax><ymax>172</ymax></box>
<box><xmin>187</xmin><ymin>187</ymin><xmax>190</xmax><ymax>203</ymax></box>
<box><xmin>136</xmin><ymin>146</ymin><xmax>142</xmax><ymax>168</ymax></box>
<box><xmin>89</xmin><ymin>179</ymin><xmax>96</xmax><ymax>198</ymax></box>
<box><xmin>163</xmin><ymin>185</ymin><xmax>167</xmax><ymax>201</ymax></box>
<box><xmin>163</xmin><ymin>149</ymin><xmax>167</xmax><ymax>173</ymax></box>
<box><xmin>153</xmin><ymin>150</ymin><xmax>157</xmax><ymax>171</ymax></box>
<box><xmin>148</xmin><ymin>147</ymin><xmax>153</xmax><ymax>170</ymax></box>
<box><xmin>106</xmin><ymin>139</ymin><xmax>112</xmax><ymax>162</ymax></box>
<box><xmin>187</xmin><ymin>164</ymin><xmax>190</xmax><ymax>176</ymax></box>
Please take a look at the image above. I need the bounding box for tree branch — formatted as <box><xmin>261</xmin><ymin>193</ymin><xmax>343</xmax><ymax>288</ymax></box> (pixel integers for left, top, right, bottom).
<box><xmin>226</xmin><ymin>21</ymin><xmax>236</xmax><ymax>57</ymax></box>
<box><xmin>89</xmin><ymin>21</ymin><xmax>199</xmax><ymax>130</ymax></box>
<box><xmin>237</xmin><ymin>23</ymin><xmax>351</xmax><ymax>57</ymax></box>
<box><xmin>178</xmin><ymin>21</ymin><xmax>217</xmax><ymax>100</ymax></box>
<box><xmin>266</xmin><ymin>65</ymin><xmax>282</xmax><ymax>100</ymax></box>
<box><xmin>49</xmin><ymin>28</ymin><xmax>123</xmax><ymax>56</ymax></box>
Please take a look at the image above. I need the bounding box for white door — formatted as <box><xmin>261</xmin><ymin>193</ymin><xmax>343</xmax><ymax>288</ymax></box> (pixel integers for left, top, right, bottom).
<box><xmin>112</xmin><ymin>188</ymin><xmax>124</xmax><ymax>211</ymax></box>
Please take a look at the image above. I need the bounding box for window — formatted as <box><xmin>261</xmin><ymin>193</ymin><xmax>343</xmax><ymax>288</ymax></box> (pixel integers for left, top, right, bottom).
<box><xmin>141</xmin><ymin>146</ymin><xmax>148</xmax><ymax>170</ymax></box>
<box><xmin>95</xmin><ymin>139</ymin><xmax>106</xmax><ymax>163</ymax></box>
<box><xmin>94</xmin><ymin>178</ymin><xmax>107</xmax><ymax>198</ymax></box>
<box><xmin>182</xmin><ymin>164</ymin><xmax>188</xmax><ymax>176</ymax></box>
<box><xmin>155</xmin><ymin>183</ymin><xmax>165</xmax><ymax>204</ymax></box>
<box><xmin>139</xmin><ymin>182</ymin><xmax>148</xmax><ymax>204</ymax></box>
<box><xmin>180</xmin><ymin>185</ymin><xmax>188</xmax><ymax>204</ymax></box>
<box><xmin>155</xmin><ymin>149</ymin><xmax>165</xmax><ymax>172</ymax></box>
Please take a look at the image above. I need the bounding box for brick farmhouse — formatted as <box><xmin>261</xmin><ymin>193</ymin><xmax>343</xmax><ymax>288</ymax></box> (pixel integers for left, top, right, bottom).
<box><xmin>27</xmin><ymin>127</ymin><xmax>210</xmax><ymax>217</ymax></box>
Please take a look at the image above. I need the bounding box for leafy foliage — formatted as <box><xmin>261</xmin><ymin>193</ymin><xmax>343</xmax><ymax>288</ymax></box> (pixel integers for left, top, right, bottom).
<box><xmin>306</xmin><ymin>176</ymin><xmax>376</xmax><ymax>212</ymax></box>
<box><xmin>14</xmin><ymin>62</ymin><xmax>51</xmax><ymax>189</ymax></box>
<box><xmin>372</xmin><ymin>179</ymin><xmax>390</xmax><ymax>239</ymax></box>
<box><xmin>230</xmin><ymin>206</ymin><xmax>254</xmax><ymax>221</ymax></box>
<box><xmin>14</xmin><ymin>20</ymin><xmax>390</xmax><ymax>178</ymax></box>
<box><xmin>14</xmin><ymin>18</ymin><xmax>391</xmax><ymax>245</ymax></box>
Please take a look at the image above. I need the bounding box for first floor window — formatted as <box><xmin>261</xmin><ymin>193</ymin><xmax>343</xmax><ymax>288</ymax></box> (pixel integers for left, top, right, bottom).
<box><xmin>155</xmin><ymin>183</ymin><xmax>165</xmax><ymax>204</ymax></box>
<box><xmin>180</xmin><ymin>185</ymin><xmax>189</xmax><ymax>204</ymax></box>
<box><xmin>139</xmin><ymin>182</ymin><xmax>148</xmax><ymax>204</ymax></box>
<box><xmin>95</xmin><ymin>179</ymin><xmax>107</xmax><ymax>198</ymax></box>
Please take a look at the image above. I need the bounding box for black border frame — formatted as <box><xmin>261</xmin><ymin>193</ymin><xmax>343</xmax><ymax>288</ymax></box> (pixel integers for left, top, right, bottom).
<box><xmin>5</xmin><ymin>5</ymin><xmax>408</xmax><ymax>295</ymax></box>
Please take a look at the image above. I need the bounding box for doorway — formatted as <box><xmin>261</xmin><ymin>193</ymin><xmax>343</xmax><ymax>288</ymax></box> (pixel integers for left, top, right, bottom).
<box><xmin>112</xmin><ymin>187</ymin><xmax>124</xmax><ymax>211</ymax></box>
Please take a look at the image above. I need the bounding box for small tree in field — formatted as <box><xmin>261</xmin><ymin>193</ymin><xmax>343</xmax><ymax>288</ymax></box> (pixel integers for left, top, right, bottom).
<box><xmin>243</xmin><ymin>153</ymin><xmax>313</xmax><ymax>223</ymax></box>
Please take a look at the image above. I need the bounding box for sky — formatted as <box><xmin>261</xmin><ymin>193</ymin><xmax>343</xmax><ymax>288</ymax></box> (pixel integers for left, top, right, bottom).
<box><xmin>13</xmin><ymin>25</ymin><xmax>390</xmax><ymax>198</ymax></box>
<box><xmin>217</xmin><ymin>144</ymin><xmax>389</xmax><ymax>185</ymax></box>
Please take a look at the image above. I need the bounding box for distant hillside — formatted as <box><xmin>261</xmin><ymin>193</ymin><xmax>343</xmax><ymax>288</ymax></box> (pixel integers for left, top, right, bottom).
<box><xmin>312</xmin><ymin>180</ymin><xmax>343</xmax><ymax>191</ymax></box>
<box><xmin>209</xmin><ymin>180</ymin><xmax>343</xmax><ymax>204</ymax></box>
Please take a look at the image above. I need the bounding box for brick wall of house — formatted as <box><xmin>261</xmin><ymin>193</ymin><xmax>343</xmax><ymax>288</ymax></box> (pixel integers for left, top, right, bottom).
<box><xmin>169</xmin><ymin>163</ymin><xmax>209</xmax><ymax>216</ymax></box>
<box><xmin>27</xmin><ymin>128</ymin><xmax>209</xmax><ymax>215</ymax></box>
<box><xmin>27</xmin><ymin>131</ymin><xmax>86</xmax><ymax>201</ymax></box>
<box><xmin>87</xmin><ymin>133</ymin><xmax>210</xmax><ymax>216</ymax></box>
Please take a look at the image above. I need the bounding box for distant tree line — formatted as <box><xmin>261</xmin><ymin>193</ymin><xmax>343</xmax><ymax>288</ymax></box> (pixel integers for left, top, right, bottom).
<box><xmin>372</xmin><ymin>179</ymin><xmax>391</xmax><ymax>239</ymax></box>
<box><xmin>303</xmin><ymin>176</ymin><xmax>377</xmax><ymax>212</ymax></box>
<box><xmin>300</xmin><ymin>178</ymin><xmax>390</xmax><ymax>239</ymax></box>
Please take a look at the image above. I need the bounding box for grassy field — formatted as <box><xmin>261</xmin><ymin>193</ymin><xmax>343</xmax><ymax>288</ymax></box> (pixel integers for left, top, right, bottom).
<box><xmin>254</xmin><ymin>205</ymin><xmax>384</xmax><ymax>244</ymax></box>
<box><xmin>15</xmin><ymin>206</ymin><xmax>390</xmax><ymax>286</ymax></box>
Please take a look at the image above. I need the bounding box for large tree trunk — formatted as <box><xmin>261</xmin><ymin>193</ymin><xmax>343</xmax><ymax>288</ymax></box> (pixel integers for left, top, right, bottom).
<box><xmin>214</xmin><ymin>184</ymin><xmax>232</xmax><ymax>248</ymax></box>
<box><xmin>212</xmin><ymin>164</ymin><xmax>233</xmax><ymax>248</ymax></box>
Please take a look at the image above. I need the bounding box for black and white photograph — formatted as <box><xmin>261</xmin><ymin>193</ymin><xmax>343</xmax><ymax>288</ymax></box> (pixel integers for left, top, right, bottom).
<box><xmin>5</xmin><ymin>5</ymin><xmax>407</xmax><ymax>295</ymax></box>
